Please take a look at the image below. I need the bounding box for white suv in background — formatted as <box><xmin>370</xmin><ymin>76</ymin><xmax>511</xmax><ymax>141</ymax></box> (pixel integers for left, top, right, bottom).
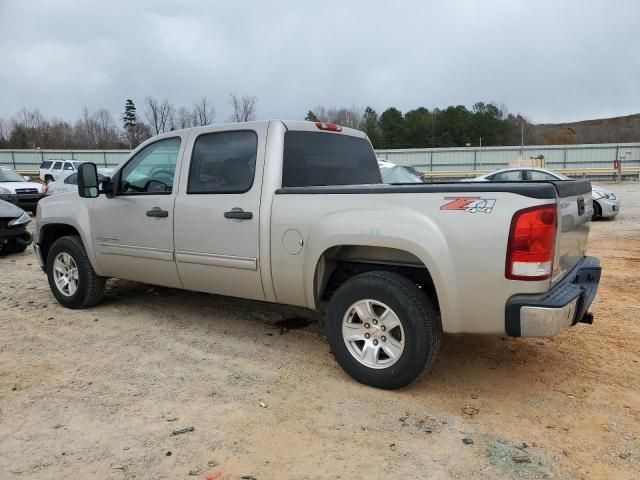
<box><xmin>39</xmin><ymin>159</ymin><xmax>113</xmax><ymax>184</ymax></box>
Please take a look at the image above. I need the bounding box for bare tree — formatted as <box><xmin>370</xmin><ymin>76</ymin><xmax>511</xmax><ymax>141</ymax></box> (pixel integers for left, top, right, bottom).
<box><xmin>311</xmin><ymin>105</ymin><xmax>363</xmax><ymax>129</ymax></box>
<box><xmin>144</xmin><ymin>96</ymin><xmax>175</xmax><ymax>134</ymax></box>
<box><xmin>229</xmin><ymin>94</ymin><xmax>257</xmax><ymax>122</ymax></box>
<box><xmin>193</xmin><ymin>97</ymin><xmax>216</xmax><ymax>126</ymax></box>
<box><xmin>176</xmin><ymin>106</ymin><xmax>196</xmax><ymax>129</ymax></box>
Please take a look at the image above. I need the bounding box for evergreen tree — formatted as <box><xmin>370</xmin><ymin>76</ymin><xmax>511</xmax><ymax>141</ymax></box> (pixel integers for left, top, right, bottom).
<box><xmin>123</xmin><ymin>99</ymin><xmax>137</xmax><ymax>148</ymax></box>
<box><xmin>123</xmin><ymin>99</ymin><xmax>137</xmax><ymax>129</ymax></box>
<box><xmin>305</xmin><ymin>110</ymin><xmax>318</xmax><ymax>122</ymax></box>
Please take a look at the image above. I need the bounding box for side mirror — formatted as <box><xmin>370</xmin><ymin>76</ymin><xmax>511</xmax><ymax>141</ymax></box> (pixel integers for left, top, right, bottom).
<box><xmin>78</xmin><ymin>163</ymin><xmax>99</xmax><ymax>198</ymax></box>
<box><xmin>23</xmin><ymin>175</ymin><xmax>31</xmax><ymax>181</ymax></box>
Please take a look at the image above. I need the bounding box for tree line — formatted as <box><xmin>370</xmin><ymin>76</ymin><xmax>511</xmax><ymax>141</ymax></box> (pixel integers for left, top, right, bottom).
<box><xmin>305</xmin><ymin>103</ymin><xmax>530</xmax><ymax>149</ymax></box>
<box><xmin>0</xmin><ymin>97</ymin><xmax>533</xmax><ymax>150</ymax></box>
<box><xmin>0</xmin><ymin>94</ymin><xmax>258</xmax><ymax>150</ymax></box>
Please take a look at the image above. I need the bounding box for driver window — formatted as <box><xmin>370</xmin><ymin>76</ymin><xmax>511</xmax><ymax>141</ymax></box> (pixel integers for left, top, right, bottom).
<box><xmin>119</xmin><ymin>137</ymin><xmax>181</xmax><ymax>194</ymax></box>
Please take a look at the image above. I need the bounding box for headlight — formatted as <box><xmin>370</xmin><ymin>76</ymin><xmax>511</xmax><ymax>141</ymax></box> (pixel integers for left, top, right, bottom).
<box><xmin>0</xmin><ymin>186</ymin><xmax>10</xmax><ymax>195</ymax></box>
<box><xmin>604</xmin><ymin>193</ymin><xmax>616</xmax><ymax>200</ymax></box>
<box><xmin>8</xmin><ymin>211</ymin><xmax>30</xmax><ymax>227</ymax></box>
<box><xmin>592</xmin><ymin>190</ymin><xmax>605</xmax><ymax>200</ymax></box>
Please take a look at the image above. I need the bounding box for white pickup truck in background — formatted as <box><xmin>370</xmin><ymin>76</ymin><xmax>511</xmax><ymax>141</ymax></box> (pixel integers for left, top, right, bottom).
<box><xmin>33</xmin><ymin>120</ymin><xmax>601</xmax><ymax>389</ymax></box>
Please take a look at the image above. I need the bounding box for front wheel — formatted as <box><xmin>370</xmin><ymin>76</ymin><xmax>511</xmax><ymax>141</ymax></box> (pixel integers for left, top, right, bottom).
<box><xmin>592</xmin><ymin>201</ymin><xmax>601</xmax><ymax>221</ymax></box>
<box><xmin>46</xmin><ymin>235</ymin><xmax>106</xmax><ymax>309</ymax></box>
<box><xmin>327</xmin><ymin>271</ymin><xmax>441</xmax><ymax>389</ymax></box>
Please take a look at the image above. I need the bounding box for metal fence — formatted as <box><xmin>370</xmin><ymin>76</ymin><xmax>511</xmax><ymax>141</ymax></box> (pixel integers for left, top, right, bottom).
<box><xmin>376</xmin><ymin>143</ymin><xmax>640</xmax><ymax>179</ymax></box>
<box><xmin>2</xmin><ymin>142</ymin><xmax>639</xmax><ymax>178</ymax></box>
<box><xmin>0</xmin><ymin>149</ymin><xmax>130</xmax><ymax>171</ymax></box>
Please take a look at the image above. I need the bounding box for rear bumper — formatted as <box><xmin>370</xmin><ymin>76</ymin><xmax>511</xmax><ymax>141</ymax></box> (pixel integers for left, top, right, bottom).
<box><xmin>505</xmin><ymin>256</ymin><xmax>601</xmax><ymax>337</ymax></box>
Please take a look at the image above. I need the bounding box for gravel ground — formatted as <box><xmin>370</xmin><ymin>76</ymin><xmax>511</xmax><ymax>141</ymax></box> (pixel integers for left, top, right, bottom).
<box><xmin>1</xmin><ymin>182</ymin><xmax>639</xmax><ymax>480</ymax></box>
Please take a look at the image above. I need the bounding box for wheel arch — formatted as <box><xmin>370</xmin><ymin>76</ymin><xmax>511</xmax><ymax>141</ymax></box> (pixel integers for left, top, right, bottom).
<box><xmin>311</xmin><ymin>244</ymin><xmax>449</xmax><ymax>324</ymax></box>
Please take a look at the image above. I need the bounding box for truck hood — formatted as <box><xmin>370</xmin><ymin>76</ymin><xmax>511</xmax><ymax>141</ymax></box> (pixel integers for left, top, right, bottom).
<box><xmin>0</xmin><ymin>181</ymin><xmax>45</xmax><ymax>194</ymax></box>
<box><xmin>0</xmin><ymin>198</ymin><xmax>25</xmax><ymax>218</ymax></box>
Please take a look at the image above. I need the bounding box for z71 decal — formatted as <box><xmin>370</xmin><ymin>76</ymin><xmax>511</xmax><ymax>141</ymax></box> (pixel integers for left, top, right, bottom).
<box><xmin>440</xmin><ymin>196</ymin><xmax>496</xmax><ymax>213</ymax></box>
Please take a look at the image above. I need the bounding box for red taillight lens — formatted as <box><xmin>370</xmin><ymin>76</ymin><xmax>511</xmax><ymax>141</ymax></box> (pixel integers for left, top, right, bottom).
<box><xmin>506</xmin><ymin>204</ymin><xmax>557</xmax><ymax>280</ymax></box>
<box><xmin>315</xmin><ymin>122</ymin><xmax>342</xmax><ymax>132</ymax></box>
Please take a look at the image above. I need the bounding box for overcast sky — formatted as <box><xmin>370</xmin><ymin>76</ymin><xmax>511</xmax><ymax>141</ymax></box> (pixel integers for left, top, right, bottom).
<box><xmin>1</xmin><ymin>0</ymin><xmax>638</xmax><ymax>125</ymax></box>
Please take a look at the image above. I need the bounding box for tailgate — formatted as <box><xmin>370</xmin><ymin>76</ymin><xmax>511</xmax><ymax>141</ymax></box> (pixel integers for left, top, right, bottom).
<box><xmin>552</xmin><ymin>180</ymin><xmax>593</xmax><ymax>283</ymax></box>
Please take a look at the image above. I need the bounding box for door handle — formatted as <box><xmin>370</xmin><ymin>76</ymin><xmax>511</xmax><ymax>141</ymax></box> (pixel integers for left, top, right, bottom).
<box><xmin>224</xmin><ymin>208</ymin><xmax>253</xmax><ymax>220</ymax></box>
<box><xmin>146</xmin><ymin>207</ymin><xmax>169</xmax><ymax>218</ymax></box>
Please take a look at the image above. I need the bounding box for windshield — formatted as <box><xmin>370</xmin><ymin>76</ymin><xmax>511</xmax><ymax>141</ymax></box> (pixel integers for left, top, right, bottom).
<box><xmin>380</xmin><ymin>165</ymin><xmax>422</xmax><ymax>183</ymax></box>
<box><xmin>0</xmin><ymin>169</ymin><xmax>26</xmax><ymax>182</ymax></box>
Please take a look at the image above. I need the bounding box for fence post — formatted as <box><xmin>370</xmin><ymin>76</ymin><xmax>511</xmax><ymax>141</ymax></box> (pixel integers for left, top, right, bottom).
<box><xmin>71</xmin><ymin>150</ymin><xmax>75</xmax><ymax>160</ymax></box>
<box><xmin>563</xmin><ymin>148</ymin><xmax>567</xmax><ymax>169</ymax></box>
<box><xmin>430</xmin><ymin>151</ymin><xmax>433</xmax><ymax>171</ymax></box>
<box><xmin>103</xmin><ymin>151</ymin><xmax>107</xmax><ymax>167</ymax></box>
<box><xmin>473</xmin><ymin>149</ymin><xmax>477</xmax><ymax>171</ymax></box>
<box><xmin>11</xmin><ymin>150</ymin><xmax>16</xmax><ymax>169</ymax></box>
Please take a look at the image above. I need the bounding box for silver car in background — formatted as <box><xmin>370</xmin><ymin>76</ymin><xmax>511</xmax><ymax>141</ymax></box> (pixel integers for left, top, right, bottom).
<box><xmin>46</xmin><ymin>172</ymin><xmax>110</xmax><ymax>196</ymax></box>
<box><xmin>378</xmin><ymin>159</ymin><xmax>423</xmax><ymax>183</ymax></box>
<box><xmin>465</xmin><ymin>167</ymin><xmax>620</xmax><ymax>220</ymax></box>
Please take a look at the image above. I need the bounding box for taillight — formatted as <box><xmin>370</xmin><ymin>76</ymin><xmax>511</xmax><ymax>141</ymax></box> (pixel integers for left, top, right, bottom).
<box><xmin>315</xmin><ymin>122</ymin><xmax>342</xmax><ymax>132</ymax></box>
<box><xmin>505</xmin><ymin>204</ymin><xmax>557</xmax><ymax>280</ymax></box>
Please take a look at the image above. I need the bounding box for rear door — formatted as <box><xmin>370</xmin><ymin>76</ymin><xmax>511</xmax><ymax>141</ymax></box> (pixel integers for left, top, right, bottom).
<box><xmin>51</xmin><ymin>161</ymin><xmax>63</xmax><ymax>179</ymax></box>
<box><xmin>173</xmin><ymin>125</ymin><xmax>267</xmax><ymax>301</ymax></box>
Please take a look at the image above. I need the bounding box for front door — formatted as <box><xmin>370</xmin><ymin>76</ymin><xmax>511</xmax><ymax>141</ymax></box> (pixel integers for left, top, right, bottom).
<box><xmin>173</xmin><ymin>126</ymin><xmax>266</xmax><ymax>300</ymax></box>
<box><xmin>91</xmin><ymin>136</ymin><xmax>184</xmax><ymax>288</ymax></box>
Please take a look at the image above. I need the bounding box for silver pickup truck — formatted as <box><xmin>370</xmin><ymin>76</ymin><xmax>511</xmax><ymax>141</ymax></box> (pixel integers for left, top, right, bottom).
<box><xmin>33</xmin><ymin>120</ymin><xmax>601</xmax><ymax>389</ymax></box>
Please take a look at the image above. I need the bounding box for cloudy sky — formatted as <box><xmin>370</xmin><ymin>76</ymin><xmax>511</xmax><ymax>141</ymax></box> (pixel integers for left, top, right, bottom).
<box><xmin>1</xmin><ymin>0</ymin><xmax>638</xmax><ymax>125</ymax></box>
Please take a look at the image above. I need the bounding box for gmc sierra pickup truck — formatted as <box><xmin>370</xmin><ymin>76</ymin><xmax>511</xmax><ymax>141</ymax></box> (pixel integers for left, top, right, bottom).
<box><xmin>33</xmin><ymin>120</ymin><xmax>601</xmax><ymax>389</ymax></box>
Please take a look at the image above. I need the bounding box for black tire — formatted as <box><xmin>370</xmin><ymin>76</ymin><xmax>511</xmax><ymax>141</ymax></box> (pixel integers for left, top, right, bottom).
<box><xmin>592</xmin><ymin>201</ymin><xmax>601</xmax><ymax>221</ymax></box>
<box><xmin>46</xmin><ymin>235</ymin><xmax>106</xmax><ymax>309</ymax></box>
<box><xmin>327</xmin><ymin>271</ymin><xmax>441</xmax><ymax>389</ymax></box>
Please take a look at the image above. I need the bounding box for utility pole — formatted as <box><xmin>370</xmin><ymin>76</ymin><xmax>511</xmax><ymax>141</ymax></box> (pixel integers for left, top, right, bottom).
<box><xmin>520</xmin><ymin>120</ymin><xmax>525</xmax><ymax>159</ymax></box>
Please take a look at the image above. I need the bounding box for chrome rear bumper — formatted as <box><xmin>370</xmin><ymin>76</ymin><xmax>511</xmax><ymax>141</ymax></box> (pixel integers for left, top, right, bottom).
<box><xmin>505</xmin><ymin>256</ymin><xmax>600</xmax><ymax>337</ymax></box>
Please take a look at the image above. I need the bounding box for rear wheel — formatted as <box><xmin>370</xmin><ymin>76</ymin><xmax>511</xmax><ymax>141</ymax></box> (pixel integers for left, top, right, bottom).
<box><xmin>45</xmin><ymin>175</ymin><xmax>54</xmax><ymax>184</ymax></box>
<box><xmin>327</xmin><ymin>271</ymin><xmax>441</xmax><ymax>389</ymax></box>
<box><xmin>46</xmin><ymin>235</ymin><xmax>105</xmax><ymax>309</ymax></box>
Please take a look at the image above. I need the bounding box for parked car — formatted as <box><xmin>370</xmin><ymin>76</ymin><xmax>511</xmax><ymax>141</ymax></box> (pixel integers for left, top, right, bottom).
<box><xmin>33</xmin><ymin>120</ymin><xmax>601</xmax><ymax>389</ymax></box>
<box><xmin>0</xmin><ymin>166</ymin><xmax>47</xmax><ymax>212</ymax></box>
<box><xmin>378</xmin><ymin>159</ymin><xmax>423</xmax><ymax>183</ymax></box>
<box><xmin>464</xmin><ymin>167</ymin><xmax>620</xmax><ymax>220</ymax></box>
<box><xmin>39</xmin><ymin>159</ymin><xmax>113</xmax><ymax>183</ymax></box>
<box><xmin>46</xmin><ymin>172</ymin><xmax>109</xmax><ymax>196</ymax></box>
<box><xmin>0</xmin><ymin>198</ymin><xmax>32</xmax><ymax>255</ymax></box>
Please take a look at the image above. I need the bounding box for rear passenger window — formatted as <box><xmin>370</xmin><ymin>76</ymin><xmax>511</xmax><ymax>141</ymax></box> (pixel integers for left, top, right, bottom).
<box><xmin>492</xmin><ymin>170</ymin><xmax>522</xmax><ymax>181</ymax></box>
<box><xmin>282</xmin><ymin>131</ymin><xmax>381</xmax><ymax>187</ymax></box>
<box><xmin>188</xmin><ymin>131</ymin><xmax>257</xmax><ymax>194</ymax></box>
<box><xmin>63</xmin><ymin>162</ymin><xmax>74</xmax><ymax>170</ymax></box>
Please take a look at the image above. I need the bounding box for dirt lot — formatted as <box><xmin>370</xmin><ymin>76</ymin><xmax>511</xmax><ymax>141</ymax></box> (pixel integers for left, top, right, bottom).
<box><xmin>1</xmin><ymin>183</ymin><xmax>639</xmax><ymax>480</ymax></box>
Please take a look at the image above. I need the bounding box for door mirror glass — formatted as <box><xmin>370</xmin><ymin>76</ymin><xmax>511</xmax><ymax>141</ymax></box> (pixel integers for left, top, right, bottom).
<box><xmin>78</xmin><ymin>163</ymin><xmax>99</xmax><ymax>198</ymax></box>
<box><xmin>23</xmin><ymin>175</ymin><xmax>30</xmax><ymax>181</ymax></box>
